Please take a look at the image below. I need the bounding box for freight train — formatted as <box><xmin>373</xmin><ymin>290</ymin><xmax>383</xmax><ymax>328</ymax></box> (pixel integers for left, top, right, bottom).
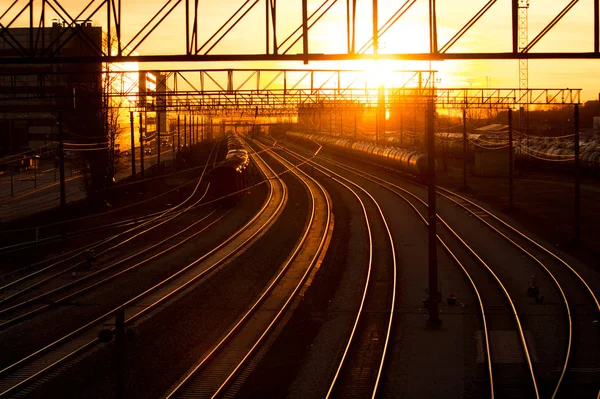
<box><xmin>422</xmin><ymin>133</ymin><xmax>600</xmax><ymax>171</ymax></box>
<box><xmin>286</xmin><ymin>131</ymin><xmax>434</xmax><ymax>177</ymax></box>
<box><xmin>210</xmin><ymin>134</ymin><xmax>250</xmax><ymax>203</ymax></box>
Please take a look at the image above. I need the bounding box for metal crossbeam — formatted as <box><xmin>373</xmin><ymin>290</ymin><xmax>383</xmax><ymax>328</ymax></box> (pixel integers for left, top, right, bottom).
<box><xmin>0</xmin><ymin>68</ymin><xmax>580</xmax><ymax>117</ymax></box>
<box><xmin>0</xmin><ymin>0</ymin><xmax>599</xmax><ymax>64</ymax></box>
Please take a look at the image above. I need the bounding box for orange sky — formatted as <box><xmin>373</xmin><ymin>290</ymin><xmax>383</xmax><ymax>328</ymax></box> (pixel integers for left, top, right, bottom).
<box><xmin>4</xmin><ymin>0</ymin><xmax>600</xmax><ymax>100</ymax></box>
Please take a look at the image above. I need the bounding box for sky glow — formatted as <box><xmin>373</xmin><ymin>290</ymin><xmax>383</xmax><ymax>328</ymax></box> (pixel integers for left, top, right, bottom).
<box><xmin>3</xmin><ymin>0</ymin><xmax>599</xmax><ymax>99</ymax></box>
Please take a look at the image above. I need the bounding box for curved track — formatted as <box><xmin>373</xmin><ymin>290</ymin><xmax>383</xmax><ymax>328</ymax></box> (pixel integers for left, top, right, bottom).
<box><xmin>0</xmin><ymin>140</ymin><xmax>285</xmax><ymax>398</ymax></box>
<box><xmin>163</xmin><ymin>139</ymin><xmax>332</xmax><ymax>399</ymax></box>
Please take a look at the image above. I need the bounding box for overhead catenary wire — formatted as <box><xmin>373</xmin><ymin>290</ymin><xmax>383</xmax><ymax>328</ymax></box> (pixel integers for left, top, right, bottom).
<box><xmin>62</xmin><ymin>142</ymin><xmax>109</xmax><ymax>147</ymax></box>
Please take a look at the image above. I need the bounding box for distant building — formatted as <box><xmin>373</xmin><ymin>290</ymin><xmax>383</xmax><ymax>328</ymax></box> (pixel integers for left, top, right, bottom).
<box><xmin>594</xmin><ymin>116</ymin><xmax>600</xmax><ymax>139</ymax></box>
<box><xmin>0</xmin><ymin>23</ymin><xmax>146</xmax><ymax>192</ymax></box>
<box><xmin>0</xmin><ymin>24</ymin><xmax>103</xmax><ymax>155</ymax></box>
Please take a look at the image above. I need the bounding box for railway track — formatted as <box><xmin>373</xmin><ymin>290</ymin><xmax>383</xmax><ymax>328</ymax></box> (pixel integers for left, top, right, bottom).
<box><xmin>283</xmin><ymin>139</ymin><xmax>599</xmax><ymax>397</ymax></box>
<box><xmin>0</xmin><ymin>142</ymin><xmax>221</xmax><ymax>310</ymax></box>
<box><xmin>0</xmin><ymin>145</ymin><xmax>224</xmax><ymax>259</ymax></box>
<box><xmin>280</xmin><ymin>142</ymin><xmax>541</xmax><ymax>398</ymax></box>
<box><xmin>0</xmin><ymin>139</ymin><xmax>286</xmax><ymax>398</ymax></box>
<box><xmin>436</xmin><ymin>187</ymin><xmax>600</xmax><ymax>397</ymax></box>
<box><xmin>267</xmin><ymin>142</ymin><xmax>397</xmax><ymax>398</ymax></box>
<box><xmin>162</xmin><ymin>138</ymin><xmax>332</xmax><ymax>399</ymax></box>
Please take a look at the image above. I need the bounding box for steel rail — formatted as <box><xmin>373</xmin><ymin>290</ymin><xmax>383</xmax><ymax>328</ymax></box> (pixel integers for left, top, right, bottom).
<box><xmin>318</xmin><ymin>169</ymin><xmax>396</xmax><ymax>399</ymax></box>
<box><xmin>433</xmin><ymin>187</ymin><xmax>600</xmax><ymax>398</ymax></box>
<box><xmin>292</xmin><ymin>136</ymin><xmax>598</xmax><ymax>396</ymax></box>
<box><xmin>0</xmin><ymin>158</ymin><xmax>219</xmax><ymax>237</ymax></box>
<box><xmin>0</xmin><ymin>210</ymin><xmax>170</xmax><ymax>257</ymax></box>
<box><xmin>432</xmin><ymin>188</ymin><xmax>572</xmax><ymax>398</ymax></box>
<box><xmin>282</xmin><ymin>142</ymin><xmax>546</xmax><ymax>398</ymax></box>
<box><xmin>276</xmin><ymin>143</ymin><xmax>397</xmax><ymax>399</ymax></box>
<box><xmin>0</xmin><ymin>142</ymin><xmax>219</xmax><ymax>302</ymax></box>
<box><xmin>0</xmin><ymin>186</ymin><xmax>217</xmax><ymax>326</ymax></box>
<box><xmin>435</xmin><ymin>186</ymin><xmax>600</xmax><ymax>314</ymax></box>
<box><xmin>308</xmin><ymin>139</ymin><xmax>584</xmax><ymax>398</ymax></box>
<box><xmin>166</xmin><ymin>139</ymin><xmax>331</xmax><ymax>398</ymax></box>
<box><xmin>283</xmin><ymin>142</ymin><xmax>495</xmax><ymax>398</ymax></box>
<box><xmin>0</xmin><ymin>138</ymin><xmax>283</xmax><ymax>397</ymax></box>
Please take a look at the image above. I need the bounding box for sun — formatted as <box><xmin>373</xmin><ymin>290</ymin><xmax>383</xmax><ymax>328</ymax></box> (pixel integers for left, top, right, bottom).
<box><xmin>365</xmin><ymin>60</ymin><xmax>395</xmax><ymax>88</ymax></box>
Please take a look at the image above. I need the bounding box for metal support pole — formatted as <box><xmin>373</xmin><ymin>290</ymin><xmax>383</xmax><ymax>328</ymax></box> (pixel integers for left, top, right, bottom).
<box><xmin>139</xmin><ymin>112</ymin><xmax>145</xmax><ymax>179</ymax></box>
<box><xmin>34</xmin><ymin>162</ymin><xmax>37</xmax><ymax>189</ymax></box>
<box><xmin>378</xmin><ymin>84</ymin><xmax>385</xmax><ymax>143</ymax></box>
<box><xmin>512</xmin><ymin>0</ymin><xmax>519</xmax><ymax>53</ymax></box>
<box><xmin>400</xmin><ymin>108</ymin><xmax>403</xmax><ymax>147</ymax></box>
<box><xmin>58</xmin><ymin>113</ymin><xmax>66</xmax><ymax>208</ymax></box>
<box><xmin>172</xmin><ymin>122</ymin><xmax>175</xmax><ymax>160</ymax></box>
<box><xmin>190</xmin><ymin>116</ymin><xmax>194</xmax><ymax>147</ymax></box>
<box><xmin>115</xmin><ymin>308</ymin><xmax>125</xmax><ymax>399</ymax></box>
<box><xmin>156</xmin><ymin>112</ymin><xmax>161</xmax><ymax>173</ymax></box>
<box><xmin>596</xmin><ymin>0</ymin><xmax>599</xmax><ymax>53</ymax></box>
<box><xmin>302</xmin><ymin>0</ymin><xmax>309</xmax><ymax>64</ymax></box>
<box><xmin>426</xmin><ymin>99</ymin><xmax>440</xmax><ymax>326</ymax></box>
<box><xmin>373</xmin><ymin>0</ymin><xmax>379</xmax><ymax>55</ymax></box>
<box><xmin>183</xmin><ymin>115</ymin><xmax>187</xmax><ymax>150</ymax></box>
<box><xmin>354</xmin><ymin>110</ymin><xmax>357</xmax><ymax>140</ymax></box>
<box><xmin>508</xmin><ymin>108</ymin><xmax>514</xmax><ymax>209</ymax></box>
<box><xmin>463</xmin><ymin>108</ymin><xmax>468</xmax><ymax>189</ymax></box>
<box><xmin>130</xmin><ymin>112</ymin><xmax>136</xmax><ymax>181</ymax></box>
<box><xmin>375</xmin><ymin>107</ymin><xmax>379</xmax><ymax>143</ymax></box>
<box><xmin>10</xmin><ymin>168</ymin><xmax>14</xmax><ymax>197</ymax></box>
<box><xmin>574</xmin><ymin>104</ymin><xmax>581</xmax><ymax>245</ymax></box>
<box><xmin>265</xmin><ymin>0</ymin><xmax>270</xmax><ymax>54</ymax></box>
<box><xmin>177</xmin><ymin>115</ymin><xmax>180</xmax><ymax>153</ymax></box>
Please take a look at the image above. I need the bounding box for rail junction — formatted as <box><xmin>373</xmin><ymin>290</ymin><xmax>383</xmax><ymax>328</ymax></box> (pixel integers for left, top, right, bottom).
<box><xmin>1</xmin><ymin>1</ymin><xmax>599</xmax><ymax>398</ymax></box>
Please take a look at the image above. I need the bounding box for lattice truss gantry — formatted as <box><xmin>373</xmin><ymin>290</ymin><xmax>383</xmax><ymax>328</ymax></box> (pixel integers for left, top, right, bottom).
<box><xmin>0</xmin><ymin>68</ymin><xmax>581</xmax><ymax>118</ymax></box>
<box><xmin>0</xmin><ymin>0</ymin><xmax>599</xmax><ymax>64</ymax></box>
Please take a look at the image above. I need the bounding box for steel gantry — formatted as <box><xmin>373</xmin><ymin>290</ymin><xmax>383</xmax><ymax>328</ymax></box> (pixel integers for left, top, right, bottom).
<box><xmin>1</xmin><ymin>0</ymin><xmax>599</xmax><ymax>64</ymax></box>
<box><xmin>0</xmin><ymin>1</ymin><xmax>593</xmax><ymax>331</ymax></box>
<box><xmin>0</xmin><ymin>68</ymin><xmax>581</xmax><ymax>114</ymax></box>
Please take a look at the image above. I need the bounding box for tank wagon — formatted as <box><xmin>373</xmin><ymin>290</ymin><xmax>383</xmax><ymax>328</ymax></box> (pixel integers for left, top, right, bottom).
<box><xmin>390</xmin><ymin>133</ymin><xmax>600</xmax><ymax>173</ymax></box>
<box><xmin>210</xmin><ymin>134</ymin><xmax>250</xmax><ymax>203</ymax></box>
<box><xmin>287</xmin><ymin>132</ymin><xmax>433</xmax><ymax>177</ymax></box>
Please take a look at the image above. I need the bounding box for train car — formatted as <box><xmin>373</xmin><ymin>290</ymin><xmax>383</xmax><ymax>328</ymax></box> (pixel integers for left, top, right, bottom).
<box><xmin>210</xmin><ymin>134</ymin><xmax>250</xmax><ymax>204</ymax></box>
<box><xmin>287</xmin><ymin>131</ymin><xmax>433</xmax><ymax>177</ymax></box>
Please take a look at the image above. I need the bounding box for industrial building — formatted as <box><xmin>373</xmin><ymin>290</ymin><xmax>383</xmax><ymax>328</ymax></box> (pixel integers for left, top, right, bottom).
<box><xmin>0</xmin><ymin>23</ymin><xmax>170</xmax><ymax>192</ymax></box>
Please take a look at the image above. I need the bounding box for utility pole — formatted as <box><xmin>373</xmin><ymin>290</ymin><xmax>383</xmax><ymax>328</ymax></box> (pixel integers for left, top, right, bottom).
<box><xmin>156</xmin><ymin>112</ymin><xmax>161</xmax><ymax>174</ymax></box>
<box><xmin>172</xmin><ymin>121</ymin><xmax>175</xmax><ymax>159</ymax></box>
<box><xmin>58</xmin><ymin>112</ymin><xmax>66</xmax><ymax>208</ymax></box>
<box><xmin>400</xmin><ymin>107</ymin><xmax>404</xmax><ymax>147</ymax></box>
<box><xmin>463</xmin><ymin>108</ymin><xmax>468</xmax><ymax>190</ymax></box>
<box><xmin>574</xmin><ymin>104</ymin><xmax>580</xmax><ymax>245</ymax></box>
<box><xmin>354</xmin><ymin>109</ymin><xmax>357</xmax><ymax>140</ymax></box>
<box><xmin>139</xmin><ymin>112</ymin><xmax>144</xmax><ymax>180</ymax></box>
<box><xmin>378</xmin><ymin>84</ymin><xmax>385</xmax><ymax>144</ymax></box>
<box><xmin>130</xmin><ymin>112</ymin><xmax>136</xmax><ymax>181</ymax></box>
<box><xmin>519</xmin><ymin>0</ymin><xmax>530</xmax><ymax>156</ymax></box>
<box><xmin>508</xmin><ymin>109</ymin><xmax>514</xmax><ymax>209</ymax></box>
<box><xmin>183</xmin><ymin>115</ymin><xmax>187</xmax><ymax>150</ymax></box>
<box><xmin>426</xmin><ymin>99</ymin><xmax>440</xmax><ymax>327</ymax></box>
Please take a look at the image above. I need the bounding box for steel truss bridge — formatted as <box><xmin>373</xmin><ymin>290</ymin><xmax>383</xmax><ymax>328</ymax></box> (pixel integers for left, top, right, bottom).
<box><xmin>0</xmin><ymin>0</ymin><xmax>599</xmax><ymax>64</ymax></box>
